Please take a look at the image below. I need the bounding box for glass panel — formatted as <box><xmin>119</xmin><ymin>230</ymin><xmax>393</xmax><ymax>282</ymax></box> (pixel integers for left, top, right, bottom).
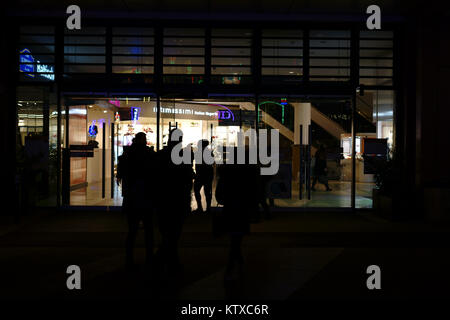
<box><xmin>262</xmin><ymin>58</ymin><xmax>302</xmax><ymax>66</ymax></box>
<box><xmin>64</xmin><ymin>27</ymin><xmax>106</xmax><ymax>34</ymax></box>
<box><xmin>64</xmin><ymin>36</ymin><xmax>106</xmax><ymax>44</ymax></box>
<box><xmin>262</xmin><ymin>48</ymin><xmax>302</xmax><ymax>57</ymax></box>
<box><xmin>359</xmin><ymin>49</ymin><xmax>393</xmax><ymax>57</ymax></box>
<box><xmin>212</xmin><ymin>57</ymin><xmax>251</xmax><ymax>66</ymax></box>
<box><xmin>212</xmin><ymin>38</ymin><xmax>252</xmax><ymax>46</ymax></box>
<box><xmin>164</xmin><ymin>38</ymin><xmax>205</xmax><ymax>46</ymax></box>
<box><xmin>257</xmin><ymin>96</ymin><xmax>353</xmax><ymax>208</ymax></box>
<box><xmin>212</xmin><ymin>29</ymin><xmax>252</xmax><ymax>37</ymax></box>
<box><xmin>310</xmin><ymin>49</ymin><xmax>350</xmax><ymax>57</ymax></box>
<box><xmin>212</xmin><ymin>48</ymin><xmax>251</xmax><ymax>56</ymax></box>
<box><xmin>21</xmin><ymin>26</ymin><xmax>55</xmax><ymax>33</ymax></box>
<box><xmin>359</xmin><ymin>78</ymin><xmax>393</xmax><ymax>86</ymax></box>
<box><xmin>310</xmin><ymin>58</ymin><xmax>350</xmax><ymax>67</ymax></box>
<box><xmin>64</xmin><ymin>55</ymin><xmax>105</xmax><ymax>64</ymax></box>
<box><xmin>159</xmin><ymin>95</ymin><xmax>256</xmax><ymax>211</ymax></box>
<box><xmin>359</xmin><ymin>58</ymin><xmax>393</xmax><ymax>67</ymax></box>
<box><xmin>20</xmin><ymin>54</ymin><xmax>54</xmax><ymax>64</ymax></box>
<box><xmin>262</xmin><ymin>29</ymin><xmax>303</xmax><ymax>38</ymax></box>
<box><xmin>359</xmin><ymin>30</ymin><xmax>394</xmax><ymax>86</ymax></box>
<box><xmin>360</xmin><ymin>39</ymin><xmax>394</xmax><ymax>48</ymax></box>
<box><xmin>310</xmin><ymin>30</ymin><xmax>351</xmax><ymax>38</ymax></box>
<box><xmin>112</xmin><ymin>66</ymin><xmax>154</xmax><ymax>74</ymax></box>
<box><xmin>211</xmin><ymin>67</ymin><xmax>251</xmax><ymax>75</ymax></box>
<box><xmin>112</xmin><ymin>27</ymin><xmax>154</xmax><ymax>35</ymax></box>
<box><xmin>262</xmin><ymin>39</ymin><xmax>303</xmax><ymax>47</ymax></box>
<box><xmin>164</xmin><ymin>47</ymin><xmax>204</xmax><ymax>55</ymax></box>
<box><xmin>163</xmin><ymin>66</ymin><xmax>205</xmax><ymax>74</ymax></box>
<box><xmin>65</xmin><ymin>46</ymin><xmax>105</xmax><ymax>54</ymax></box>
<box><xmin>63</xmin><ymin>95</ymin><xmax>157</xmax><ymax>206</ymax></box>
<box><xmin>310</xmin><ymin>68</ymin><xmax>350</xmax><ymax>76</ymax></box>
<box><xmin>310</xmin><ymin>39</ymin><xmax>350</xmax><ymax>48</ymax></box>
<box><xmin>20</xmin><ymin>45</ymin><xmax>55</xmax><ymax>54</ymax></box>
<box><xmin>19</xmin><ymin>26</ymin><xmax>55</xmax><ymax>82</ymax></box>
<box><xmin>163</xmin><ymin>28</ymin><xmax>206</xmax><ymax>78</ymax></box>
<box><xmin>64</xmin><ymin>28</ymin><xmax>106</xmax><ymax>74</ymax></box>
<box><xmin>355</xmin><ymin>90</ymin><xmax>395</xmax><ymax>209</ymax></box>
<box><xmin>262</xmin><ymin>67</ymin><xmax>302</xmax><ymax>76</ymax></box>
<box><xmin>112</xmin><ymin>37</ymin><xmax>154</xmax><ymax>45</ymax></box>
<box><xmin>113</xmin><ymin>56</ymin><xmax>153</xmax><ymax>65</ymax></box>
<box><xmin>163</xmin><ymin>57</ymin><xmax>204</xmax><ymax>65</ymax></box>
<box><xmin>359</xmin><ymin>68</ymin><xmax>393</xmax><ymax>77</ymax></box>
<box><xmin>16</xmin><ymin>86</ymin><xmax>58</xmax><ymax>207</ymax></box>
<box><xmin>164</xmin><ymin>28</ymin><xmax>204</xmax><ymax>36</ymax></box>
<box><xmin>262</xmin><ymin>67</ymin><xmax>302</xmax><ymax>75</ymax></box>
<box><xmin>113</xmin><ymin>46</ymin><xmax>154</xmax><ymax>55</ymax></box>
<box><xmin>64</xmin><ymin>65</ymin><xmax>106</xmax><ymax>73</ymax></box>
<box><xmin>20</xmin><ymin>35</ymin><xmax>54</xmax><ymax>44</ymax></box>
<box><xmin>112</xmin><ymin>28</ymin><xmax>155</xmax><ymax>76</ymax></box>
<box><xmin>360</xmin><ymin>30</ymin><xmax>394</xmax><ymax>38</ymax></box>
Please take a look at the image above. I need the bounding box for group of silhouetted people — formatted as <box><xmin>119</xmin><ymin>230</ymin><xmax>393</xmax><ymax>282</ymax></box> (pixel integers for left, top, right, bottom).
<box><xmin>117</xmin><ymin>131</ymin><xmax>267</xmax><ymax>280</ymax></box>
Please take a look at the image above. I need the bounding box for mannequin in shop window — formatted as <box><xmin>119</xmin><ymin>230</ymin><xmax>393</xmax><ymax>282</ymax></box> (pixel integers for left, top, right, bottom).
<box><xmin>193</xmin><ymin>139</ymin><xmax>214</xmax><ymax>214</ymax></box>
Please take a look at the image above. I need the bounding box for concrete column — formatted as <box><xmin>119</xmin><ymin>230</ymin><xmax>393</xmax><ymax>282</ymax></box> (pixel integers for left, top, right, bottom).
<box><xmin>293</xmin><ymin>103</ymin><xmax>311</xmax><ymax>145</ymax></box>
<box><xmin>291</xmin><ymin>103</ymin><xmax>311</xmax><ymax>182</ymax></box>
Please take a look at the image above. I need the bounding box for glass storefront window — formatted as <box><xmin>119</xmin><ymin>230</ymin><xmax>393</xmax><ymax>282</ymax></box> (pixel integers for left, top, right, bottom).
<box><xmin>112</xmin><ymin>28</ymin><xmax>155</xmax><ymax>75</ymax></box>
<box><xmin>163</xmin><ymin>28</ymin><xmax>205</xmax><ymax>84</ymax></box>
<box><xmin>19</xmin><ymin>26</ymin><xmax>55</xmax><ymax>82</ymax></box>
<box><xmin>355</xmin><ymin>90</ymin><xmax>395</xmax><ymax>208</ymax></box>
<box><xmin>16</xmin><ymin>86</ymin><xmax>58</xmax><ymax>208</ymax></box>
<box><xmin>61</xmin><ymin>95</ymin><xmax>157</xmax><ymax>206</ymax></box>
<box><xmin>309</xmin><ymin>30</ymin><xmax>351</xmax><ymax>82</ymax></box>
<box><xmin>258</xmin><ymin>96</ymin><xmax>354</xmax><ymax>208</ymax></box>
<box><xmin>359</xmin><ymin>30</ymin><xmax>394</xmax><ymax>86</ymax></box>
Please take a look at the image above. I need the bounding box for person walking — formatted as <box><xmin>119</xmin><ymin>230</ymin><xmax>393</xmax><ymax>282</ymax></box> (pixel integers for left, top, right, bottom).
<box><xmin>117</xmin><ymin>132</ymin><xmax>156</xmax><ymax>271</ymax></box>
<box><xmin>311</xmin><ymin>144</ymin><xmax>332</xmax><ymax>191</ymax></box>
<box><xmin>156</xmin><ymin>129</ymin><xmax>194</xmax><ymax>274</ymax></box>
<box><xmin>193</xmin><ymin>139</ymin><xmax>214</xmax><ymax>214</ymax></box>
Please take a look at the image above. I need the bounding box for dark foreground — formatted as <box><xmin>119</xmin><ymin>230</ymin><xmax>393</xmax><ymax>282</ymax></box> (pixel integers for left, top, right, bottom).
<box><xmin>1</xmin><ymin>209</ymin><xmax>450</xmax><ymax>301</ymax></box>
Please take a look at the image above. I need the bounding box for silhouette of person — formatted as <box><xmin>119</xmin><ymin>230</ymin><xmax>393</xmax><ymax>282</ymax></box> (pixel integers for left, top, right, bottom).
<box><xmin>156</xmin><ymin>129</ymin><xmax>194</xmax><ymax>273</ymax></box>
<box><xmin>117</xmin><ymin>132</ymin><xmax>156</xmax><ymax>270</ymax></box>
<box><xmin>193</xmin><ymin>139</ymin><xmax>214</xmax><ymax>214</ymax></box>
<box><xmin>215</xmin><ymin>147</ymin><xmax>259</xmax><ymax>280</ymax></box>
<box><xmin>312</xmin><ymin>144</ymin><xmax>332</xmax><ymax>191</ymax></box>
<box><xmin>257</xmin><ymin>168</ymin><xmax>271</xmax><ymax>220</ymax></box>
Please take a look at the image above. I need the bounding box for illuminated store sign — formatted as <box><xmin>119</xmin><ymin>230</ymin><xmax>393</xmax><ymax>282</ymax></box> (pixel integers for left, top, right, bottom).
<box><xmin>150</xmin><ymin>104</ymin><xmax>236</xmax><ymax>120</ymax></box>
<box><xmin>19</xmin><ymin>49</ymin><xmax>35</xmax><ymax>77</ymax></box>
<box><xmin>210</xmin><ymin>104</ymin><xmax>235</xmax><ymax>121</ymax></box>
<box><xmin>19</xmin><ymin>48</ymin><xmax>55</xmax><ymax>81</ymax></box>
<box><xmin>152</xmin><ymin>107</ymin><xmax>216</xmax><ymax>117</ymax></box>
<box><xmin>36</xmin><ymin>64</ymin><xmax>55</xmax><ymax>80</ymax></box>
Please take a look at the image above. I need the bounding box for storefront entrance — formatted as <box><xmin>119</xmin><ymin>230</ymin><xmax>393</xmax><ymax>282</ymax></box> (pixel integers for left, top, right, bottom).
<box><xmin>60</xmin><ymin>93</ymin><xmax>379</xmax><ymax>209</ymax></box>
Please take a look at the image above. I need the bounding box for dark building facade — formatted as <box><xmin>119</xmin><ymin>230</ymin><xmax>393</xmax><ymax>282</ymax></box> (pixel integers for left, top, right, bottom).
<box><xmin>2</xmin><ymin>1</ymin><xmax>449</xmax><ymax>219</ymax></box>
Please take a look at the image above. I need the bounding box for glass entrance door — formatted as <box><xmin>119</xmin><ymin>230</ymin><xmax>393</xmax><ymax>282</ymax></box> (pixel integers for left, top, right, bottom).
<box><xmin>158</xmin><ymin>94</ymin><xmax>257</xmax><ymax>212</ymax></box>
<box><xmin>60</xmin><ymin>94</ymin><xmax>156</xmax><ymax>206</ymax></box>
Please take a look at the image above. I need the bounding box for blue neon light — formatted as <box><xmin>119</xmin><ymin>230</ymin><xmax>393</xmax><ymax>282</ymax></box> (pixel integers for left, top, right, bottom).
<box><xmin>88</xmin><ymin>120</ymin><xmax>97</xmax><ymax>137</ymax></box>
<box><xmin>131</xmin><ymin>107</ymin><xmax>141</xmax><ymax>121</ymax></box>
<box><xmin>19</xmin><ymin>48</ymin><xmax>35</xmax><ymax>78</ymax></box>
